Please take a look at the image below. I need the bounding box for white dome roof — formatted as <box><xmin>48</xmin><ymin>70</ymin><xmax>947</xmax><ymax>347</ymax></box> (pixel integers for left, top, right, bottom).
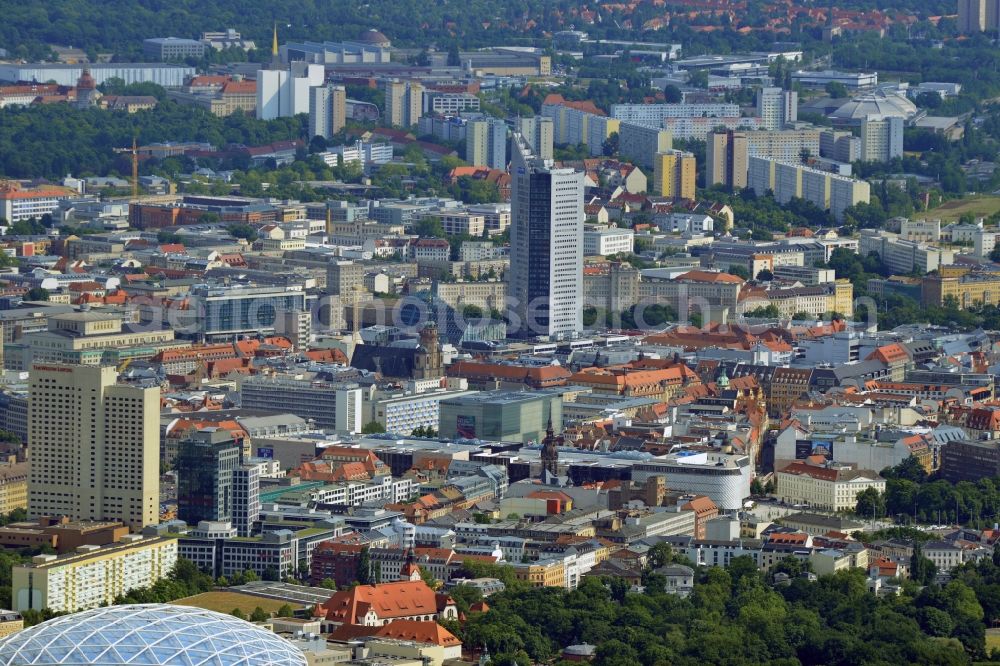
<box><xmin>830</xmin><ymin>90</ymin><xmax>917</xmax><ymax>123</ymax></box>
<box><xmin>0</xmin><ymin>604</ymin><xmax>307</xmax><ymax>665</ymax></box>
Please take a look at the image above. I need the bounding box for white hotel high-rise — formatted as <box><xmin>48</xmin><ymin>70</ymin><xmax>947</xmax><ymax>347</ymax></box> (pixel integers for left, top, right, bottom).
<box><xmin>508</xmin><ymin>133</ymin><xmax>584</xmax><ymax>339</ymax></box>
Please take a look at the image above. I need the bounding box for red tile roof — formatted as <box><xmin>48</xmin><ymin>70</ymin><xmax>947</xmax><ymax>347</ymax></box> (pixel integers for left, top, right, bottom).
<box><xmin>373</xmin><ymin>620</ymin><xmax>461</xmax><ymax>647</ymax></box>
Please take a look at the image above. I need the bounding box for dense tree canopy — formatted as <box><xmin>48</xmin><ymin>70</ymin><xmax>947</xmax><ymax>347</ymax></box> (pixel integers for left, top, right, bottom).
<box><xmin>456</xmin><ymin>560</ymin><xmax>991</xmax><ymax>665</ymax></box>
<box><xmin>0</xmin><ymin>102</ymin><xmax>305</xmax><ymax>180</ymax></box>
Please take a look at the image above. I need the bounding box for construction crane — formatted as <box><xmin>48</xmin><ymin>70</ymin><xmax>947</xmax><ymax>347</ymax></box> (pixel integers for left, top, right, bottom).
<box><xmin>113</xmin><ymin>137</ymin><xmax>139</xmax><ymax>199</ymax></box>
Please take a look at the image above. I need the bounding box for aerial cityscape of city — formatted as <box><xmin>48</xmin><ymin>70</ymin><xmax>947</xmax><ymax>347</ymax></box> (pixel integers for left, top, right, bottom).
<box><xmin>2</xmin><ymin>0</ymin><xmax>1000</xmax><ymax>664</ymax></box>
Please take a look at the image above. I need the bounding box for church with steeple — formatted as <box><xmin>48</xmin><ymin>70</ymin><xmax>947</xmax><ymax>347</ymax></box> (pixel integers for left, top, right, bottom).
<box><xmin>255</xmin><ymin>24</ymin><xmax>324</xmax><ymax>120</ymax></box>
<box><xmin>540</xmin><ymin>416</ymin><xmax>562</xmax><ymax>481</ymax></box>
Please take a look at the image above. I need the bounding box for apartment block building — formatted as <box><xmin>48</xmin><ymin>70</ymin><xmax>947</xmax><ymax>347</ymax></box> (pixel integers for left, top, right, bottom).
<box><xmin>820</xmin><ymin>129</ymin><xmax>861</xmax><ymax>163</ymax></box>
<box><xmin>465</xmin><ymin>118</ymin><xmax>507</xmax><ymax>169</ymax></box>
<box><xmin>383</xmin><ymin>79</ymin><xmax>424</xmax><ymax>128</ymax></box>
<box><xmin>617</xmin><ymin>122</ymin><xmax>672</xmax><ymax>169</ymax></box>
<box><xmin>707</xmin><ymin>129</ymin><xmax>821</xmax><ymax>188</ymax></box>
<box><xmin>661</xmin><ymin>116</ymin><xmax>762</xmax><ymax>141</ymax></box>
<box><xmin>860</xmin><ymin>116</ymin><xmax>904</xmax><ymax>163</ymax></box>
<box><xmin>11</xmin><ymin>535</ymin><xmax>177</xmax><ymax>612</ymax></box>
<box><xmin>756</xmin><ymin>87</ymin><xmax>797</xmax><ymax>130</ymax></box>
<box><xmin>542</xmin><ymin>101</ymin><xmax>620</xmax><ymax>156</ymax></box>
<box><xmin>308</xmin><ymin>84</ymin><xmax>347</xmax><ymax>139</ymax></box>
<box><xmin>514</xmin><ymin>116</ymin><xmax>554</xmax><ymax>161</ymax></box>
<box><xmin>610</xmin><ymin>103</ymin><xmax>740</xmax><ymax>124</ymax></box>
<box><xmin>652</xmin><ymin>150</ymin><xmax>696</xmax><ymax>199</ymax></box>
<box><xmin>748</xmin><ymin>156</ymin><xmax>870</xmax><ymax>221</ymax></box>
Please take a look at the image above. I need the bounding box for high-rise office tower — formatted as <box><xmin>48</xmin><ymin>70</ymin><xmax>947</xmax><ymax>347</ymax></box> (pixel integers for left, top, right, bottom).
<box><xmin>465</xmin><ymin>118</ymin><xmax>508</xmax><ymax>169</ymax></box>
<box><xmin>383</xmin><ymin>80</ymin><xmax>424</xmax><ymax>128</ymax></box>
<box><xmin>176</xmin><ymin>428</ymin><xmax>242</xmax><ymax>529</ymax></box>
<box><xmin>652</xmin><ymin>150</ymin><xmax>697</xmax><ymax>199</ymax></box>
<box><xmin>309</xmin><ymin>84</ymin><xmax>347</xmax><ymax>139</ymax></box>
<box><xmin>508</xmin><ymin>133</ymin><xmax>584</xmax><ymax>339</ymax></box>
<box><xmin>515</xmin><ymin>116</ymin><xmax>554</xmax><ymax>161</ymax></box>
<box><xmin>231</xmin><ymin>463</ymin><xmax>261</xmax><ymax>538</ymax></box>
<box><xmin>756</xmin><ymin>87</ymin><xmax>797</xmax><ymax>131</ymax></box>
<box><xmin>326</xmin><ymin>260</ymin><xmax>364</xmax><ymax>299</ymax></box>
<box><xmin>28</xmin><ymin>364</ymin><xmax>159</xmax><ymax>531</ymax></box>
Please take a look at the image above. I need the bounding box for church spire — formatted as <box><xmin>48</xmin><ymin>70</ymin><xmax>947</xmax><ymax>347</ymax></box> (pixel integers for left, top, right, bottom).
<box><xmin>271</xmin><ymin>23</ymin><xmax>281</xmax><ymax>69</ymax></box>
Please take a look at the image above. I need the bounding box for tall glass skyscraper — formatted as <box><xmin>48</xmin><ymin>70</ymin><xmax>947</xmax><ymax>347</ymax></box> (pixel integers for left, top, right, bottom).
<box><xmin>508</xmin><ymin>133</ymin><xmax>584</xmax><ymax>338</ymax></box>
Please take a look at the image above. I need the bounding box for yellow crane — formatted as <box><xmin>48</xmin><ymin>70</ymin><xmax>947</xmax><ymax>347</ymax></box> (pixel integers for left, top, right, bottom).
<box><xmin>113</xmin><ymin>137</ymin><xmax>139</xmax><ymax>199</ymax></box>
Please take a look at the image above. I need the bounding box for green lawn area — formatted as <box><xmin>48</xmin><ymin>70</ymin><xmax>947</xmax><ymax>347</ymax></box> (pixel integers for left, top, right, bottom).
<box><xmin>987</xmin><ymin>628</ymin><xmax>1000</xmax><ymax>652</ymax></box>
<box><xmin>174</xmin><ymin>591</ymin><xmax>299</xmax><ymax>615</ymax></box>
<box><xmin>925</xmin><ymin>196</ymin><xmax>1000</xmax><ymax>222</ymax></box>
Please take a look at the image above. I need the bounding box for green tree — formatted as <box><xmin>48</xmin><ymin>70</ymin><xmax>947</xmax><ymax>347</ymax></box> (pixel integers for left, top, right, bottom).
<box><xmin>231</xmin><ymin>608</ymin><xmax>247</xmax><ymax>620</ymax></box>
<box><xmin>227</xmin><ymin>223</ymin><xmax>258</xmax><ymax>242</ymax></box>
<box><xmin>911</xmin><ymin>544</ymin><xmax>938</xmax><ymax>586</ymax></box>
<box><xmin>648</xmin><ymin>542</ymin><xmax>673</xmax><ymax>569</ymax></box>
<box><xmin>824</xmin><ymin>81</ymin><xmax>849</xmax><ymax>98</ymax></box>
<box><xmin>726</xmin><ymin>265</ymin><xmax>750</xmax><ymax>280</ymax></box>
<box><xmin>276</xmin><ymin>603</ymin><xmax>294</xmax><ymax>618</ymax></box>
<box><xmin>361</xmin><ymin>421</ymin><xmax>386</xmax><ymax>434</ymax></box>
<box><xmin>25</xmin><ymin>287</ymin><xmax>49</xmax><ymax>302</ymax></box>
<box><xmin>688</xmin><ymin>69</ymin><xmax>709</xmax><ymax>88</ymax></box>
<box><xmin>357</xmin><ymin>546</ymin><xmax>372</xmax><ymax>585</ymax></box>
<box><xmin>855</xmin><ymin>487</ymin><xmax>886</xmax><ymax>519</ymax></box>
<box><xmin>745</xmin><ymin>304</ymin><xmax>781</xmax><ymax>318</ymax></box>
<box><xmin>449</xmin><ymin>584</ymin><xmax>485</xmax><ymax>615</ymax></box>
<box><xmin>249</xmin><ymin>606</ymin><xmax>269</xmax><ymax>622</ymax></box>
<box><xmin>413</xmin><ymin>216</ymin><xmax>445</xmax><ymax>238</ymax></box>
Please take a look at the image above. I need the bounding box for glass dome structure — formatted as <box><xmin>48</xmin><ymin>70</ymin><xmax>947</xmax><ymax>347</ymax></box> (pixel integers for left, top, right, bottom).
<box><xmin>829</xmin><ymin>89</ymin><xmax>917</xmax><ymax>124</ymax></box>
<box><xmin>0</xmin><ymin>604</ymin><xmax>307</xmax><ymax>665</ymax></box>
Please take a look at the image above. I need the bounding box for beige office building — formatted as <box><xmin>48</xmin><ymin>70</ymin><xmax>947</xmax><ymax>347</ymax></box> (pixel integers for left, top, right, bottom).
<box><xmin>17</xmin><ymin>312</ymin><xmax>185</xmax><ymax>369</ymax></box>
<box><xmin>28</xmin><ymin>364</ymin><xmax>160</xmax><ymax>531</ymax></box>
